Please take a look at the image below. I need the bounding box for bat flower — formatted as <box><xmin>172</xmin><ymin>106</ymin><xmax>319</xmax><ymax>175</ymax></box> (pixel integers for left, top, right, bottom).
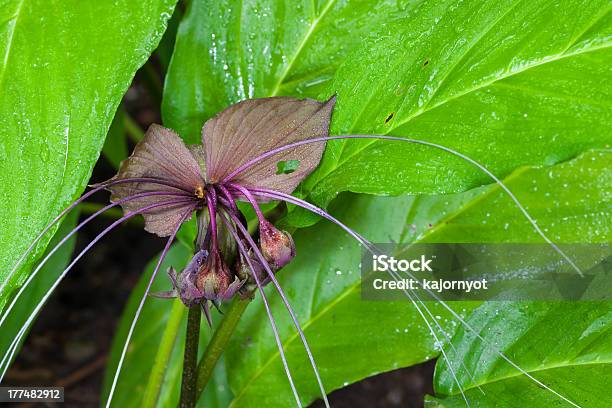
<box><xmin>103</xmin><ymin>96</ymin><xmax>335</xmax><ymax>316</ymax></box>
<box><xmin>8</xmin><ymin>93</ymin><xmax>579</xmax><ymax>408</ymax></box>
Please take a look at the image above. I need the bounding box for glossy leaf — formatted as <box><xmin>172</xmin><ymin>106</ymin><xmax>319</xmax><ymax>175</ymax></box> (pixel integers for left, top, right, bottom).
<box><xmin>303</xmin><ymin>0</ymin><xmax>612</xmax><ymax>210</ymax></box>
<box><xmin>163</xmin><ymin>0</ymin><xmax>611</xmax><ymax>229</ymax></box>
<box><xmin>0</xmin><ymin>0</ymin><xmax>178</xmax><ymax>310</ymax></box>
<box><xmin>423</xmin><ymin>152</ymin><xmax>612</xmax><ymax>406</ymax></box>
<box><xmin>162</xmin><ymin>0</ymin><xmax>425</xmax><ymax>142</ymax></box>
<box><xmin>426</xmin><ymin>302</ymin><xmax>611</xmax><ymax>407</ymax></box>
<box><xmin>419</xmin><ymin>150</ymin><xmax>612</xmax><ymax>245</ymax></box>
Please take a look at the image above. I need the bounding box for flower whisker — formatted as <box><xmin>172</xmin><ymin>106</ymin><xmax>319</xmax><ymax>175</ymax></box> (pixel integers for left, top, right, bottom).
<box><xmin>218</xmin><ymin>211</ymin><xmax>303</xmax><ymax>407</ymax></box>
<box><xmin>106</xmin><ymin>203</ymin><xmax>196</xmax><ymax>408</ymax></box>
<box><xmin>3</xmin><ymin>177</ymin><xmax>195</xmax><ymax>297</ymax></box>
<box><xmin>0</xmin><ymin>191</ymin><xmax>196</xmax><ymax>330</ymax></box>
<box><xmin>1</xmin><ymin>198</ymin><xmax>195</xmax><ymax>383</ymax></box>
<box><xmin>223</xmin><ymin>209</ymin><xmax>330</xmax><ymax>408</ymax></box>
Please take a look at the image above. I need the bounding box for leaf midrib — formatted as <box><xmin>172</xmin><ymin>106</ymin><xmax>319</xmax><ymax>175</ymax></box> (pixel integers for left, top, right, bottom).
<box><xmin>311</xmin><ymin>41</ymin><xmax>611</xmax><ymax>193</ymax></box>
<box><xmin>269</xmin><ymin>0</ymin><xmax>337</xmax><ymax>96</ymax></box>
<box><xmin>0</xmin><ymin>0</ymin><xmax>25</xmax><ymax>90</ymax></box>
<box><xmin>457</xmin><ymin>359</ymin><xmax>612</xmax><ymax>396</ymax></box>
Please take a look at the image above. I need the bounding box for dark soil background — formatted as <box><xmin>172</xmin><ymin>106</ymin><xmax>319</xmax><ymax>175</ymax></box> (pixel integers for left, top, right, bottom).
<box><xmin>6</xmin><ymin>62</ymin><xmax>435</xmax><ymax>407</ymax></box>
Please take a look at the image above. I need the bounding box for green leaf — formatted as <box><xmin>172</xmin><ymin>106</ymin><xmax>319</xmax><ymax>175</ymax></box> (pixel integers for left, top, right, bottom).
<box><xmin>276</xmin><ymin>160</ymin><xmax>301</xmax><ymax>175</ymax></box>
<box><xmin>0</xmin><ymin>0</ymin><xmax>178</xmax><ymax>310</ymax></box>
<box><xmin>303</xmin><ymin>1</ymin><xmax>612</xmax><ymax>210</ymax></box>
<box><xmin>162</xmin><ymin>0</ymin><xmax>420</xmax><ymax>142</ymax></box>
<box><xmin>223</xmin><ymin>150</ymin><xmax>611</xmax><ymax>406</ymax></box>
<box><xmin>426</xmin><ymin>302</ymin><xmax>611</xmax><ymax>407</ymax></box>
<box><xmin>0</xmin><ymin>209</ymin><xmax>79</xmax><ymax>366</ymax></box>
<box><xmin>420</xmin><ymin>150</ymin><xmax>612</xmax><ymax>245</ymax></box>
<box><xmin>163</xmin><ymin>0</ymin><xmax>611</xmax><ymax>227</ymax></box>
<box><xmin>424</xmin><ymin>152</ymin><xmax>612</xmax><ymax>406</ymax></box>
<box><xmin>102</xmin><ymin>243</ymin><xmax>233</xmax><ymax>408</ymax></box>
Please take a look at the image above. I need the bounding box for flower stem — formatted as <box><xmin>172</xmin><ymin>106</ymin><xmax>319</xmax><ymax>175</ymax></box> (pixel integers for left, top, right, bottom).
<box><xmin>195</xmin><ymin>298</ymin><xmax>250</xmax><ymax>400</ymax></box>
<box><xmin>179</xmin><ymin>305</ymin><xmax>201</xmax><ymax>408</ymax></box>
<box><xmin>124</xmin><ymin>113</ymin><xmax>144</xmax><ymax>143</ymax></box>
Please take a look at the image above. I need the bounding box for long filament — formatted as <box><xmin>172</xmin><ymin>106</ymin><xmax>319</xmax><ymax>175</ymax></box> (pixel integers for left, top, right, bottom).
<box><xmin>222</xmin><ymin>135</ymin><xmax>582</xmax><ymax>276</ymax></box>
<box><xmin>0</xmin><ymin>191</ymin><xmax>192</xmax><ymax>329</ymax></box>
<box><xmin>223</xmin><ymin>209</ymin><xmax>330</xmax><ymax>408</ymax></box>
<box><xmin>3</xmin><ymin>177</ymin><xmax>192</xmax><ymax>296</ymax></box>
<box><xmin>0</xmin><ymin>198</ymin><xmax>193</xmax><ymax>383</ymax></box>
<box><xmin>218</xmin><ymin>211</ymin><xmax>303</xmax><ymax>407</ymax></box>
<box><xmin>105</xmin><ymin>204</ymin><xmax>195</xmax><ymax>407</ymax></box>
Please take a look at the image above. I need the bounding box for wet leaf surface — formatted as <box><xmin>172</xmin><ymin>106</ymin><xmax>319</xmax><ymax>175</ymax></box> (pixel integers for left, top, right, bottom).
<box><xmin>0</xmin><ymin>0</ymin><xmax>177</xmax><ymax>310</ymax></box>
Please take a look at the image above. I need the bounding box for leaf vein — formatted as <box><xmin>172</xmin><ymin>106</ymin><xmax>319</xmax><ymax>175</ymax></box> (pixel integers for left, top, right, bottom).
<box><xmin>270</xmin><ymin>0</ymin><xmax>337</xmax><ymax>96</ymax></box>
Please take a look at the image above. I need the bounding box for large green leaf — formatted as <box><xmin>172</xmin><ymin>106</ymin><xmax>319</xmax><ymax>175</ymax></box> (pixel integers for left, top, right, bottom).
<box><xmin>223</xmin><ymin>150</ymin><xmax>611</xmax><ymax>406</ymax></box>
<box><xmin>0</xmin><ymin>0</ymin><xmax>178</xmax><ymax>309</ymax></box>
<box><xmin>304</xmin><ymin>0</ymin><xmax>612</xmax><ymax>209</ymax></box>
<box><xmin>424</xmin><ymin>155</ymin><xmax>611</xmax><ymax>407</ymax></box>
<box><xmin>426</xmin><ymin>302</ymin><xmax>611</xmax><ymax>407</ymax></box>
<box><xmin>163</xmin><ymin>0</ymin><xmax>610</xmax><ymax>220</ymax></box>
<box><xmin>162</xmin><ymin>0</ymin><xmax>417</xmax><ymax>142</ymax></box>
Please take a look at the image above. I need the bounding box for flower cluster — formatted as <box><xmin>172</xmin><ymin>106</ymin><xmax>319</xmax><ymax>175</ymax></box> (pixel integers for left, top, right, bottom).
<box><xmin>104</xmin><ymin>96</ymin><xmax>335</xmax><ymax>322</ymax></box>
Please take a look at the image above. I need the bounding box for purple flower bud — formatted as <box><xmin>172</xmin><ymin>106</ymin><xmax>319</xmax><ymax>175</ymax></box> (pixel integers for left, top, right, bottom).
<box><xmin>236</xmin><ymin>249</ymin><xmax>271</xmax><ymax>298</ymax></box>
<box><xmin>196</xmin><ymin>251</ymin><xmax>243</xmax><ymax>301</ymax></box>
<box><xmin>168</xmin><ymin>250</ymin><xmax>208</xmax><ymax>307</ymax></box>
<box><xmin>259</xmin><ymin>219</ymin><xmax>295</xmax><ymax>270</ymax></box>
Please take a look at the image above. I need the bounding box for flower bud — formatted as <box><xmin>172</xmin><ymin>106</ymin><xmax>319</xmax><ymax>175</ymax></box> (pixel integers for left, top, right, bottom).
<box><xmin>170</xmin><ymin>250</ymin><xmax>208</xmax><ymax>307</ymax></box>
<box><xmin>196</xmin><ymin>251</ymin><xmax>243</xmax><ymax>301</ymax></box>
<box><xmin>259</xmin><ymin>219</ymin><xmax>295</xmax><ymax>270</ymax></box>
<box><xmin>236</xmin><ymin>249</ymin><xmax>270</xmax><ymax>298</ymax></box>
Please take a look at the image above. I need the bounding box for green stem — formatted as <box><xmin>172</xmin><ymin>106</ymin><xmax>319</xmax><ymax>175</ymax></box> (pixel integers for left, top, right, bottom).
<box><xmin>195</xmin><ymin>299</ymin><xmax>250</xmax><ymax>399</ymax></box>
<box><xmin>180</xmin><ymin>305</ymin><xmax>201</xmax><ymax>408</ymax></box>
<box><xmin>142</xmin><ymin>299</ymin><xmax>185</xmax><ymax>407</ymax></box>
<box><xmin>124</xmin><ymin>113</ymin><xmax>144</xmax><ymax>143</ymax></box>
<box><xmin>140</xmin><ymin>63</ymin><xmax>163</xmax><ymax>106</ymax></box>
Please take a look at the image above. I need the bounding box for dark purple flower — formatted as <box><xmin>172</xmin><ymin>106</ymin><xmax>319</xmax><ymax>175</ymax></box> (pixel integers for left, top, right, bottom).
<box><xmin>195</xmin><ymin>251</ymin><xmax>242</xmax><ymax>301</ymax></box>
<box><xmin>100</xmin><ymin>96</ymin><xmax>335</xmax><ymax>312</ymax></box>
